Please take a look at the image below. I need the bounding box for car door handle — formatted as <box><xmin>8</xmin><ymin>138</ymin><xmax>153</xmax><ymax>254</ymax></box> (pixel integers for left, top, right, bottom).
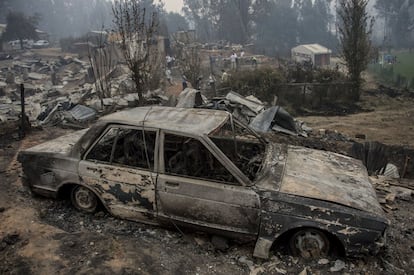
<box><xmin>165</xmin><ymin>182</ymin><xmax>180</xmax><ymax>188</ymax></box>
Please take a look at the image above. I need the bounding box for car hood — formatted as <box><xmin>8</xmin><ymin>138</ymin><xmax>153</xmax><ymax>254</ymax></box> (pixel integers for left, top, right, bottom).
<box><xmin>256</xmin><ymin>143</ymin><xmax>384</xmax><ymax>216</ymax></box>
<box><xmin>21</xmin><ymin>129</ymin><xmax>88</xmax><ymax>156</ymax></box>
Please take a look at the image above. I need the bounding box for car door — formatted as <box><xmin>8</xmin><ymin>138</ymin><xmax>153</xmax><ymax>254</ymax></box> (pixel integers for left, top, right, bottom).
<box><xmin>78</xmin><ymin>125</ymin><xmax>159</xmax><ymax>224</ymax></box>
<box><xmin>156</xmin><ymin>131</ymin><xmax>260</xmax><ymax>237</ymax></box>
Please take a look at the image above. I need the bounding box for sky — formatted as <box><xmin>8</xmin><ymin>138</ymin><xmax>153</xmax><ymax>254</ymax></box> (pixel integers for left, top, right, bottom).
<box><xmin>162</xmin><ymin>0</ymin><xmax>184</xmax><ymax>13</ymax></box>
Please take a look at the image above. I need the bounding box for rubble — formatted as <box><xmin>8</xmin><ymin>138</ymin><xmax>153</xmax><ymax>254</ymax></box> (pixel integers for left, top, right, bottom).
<box><xmin>371</xmin><ymin>176</ymin><xmax>414</xmax><ymax>212</ymax></box>
<box><xmin>225</xmin><ymin>91</ymin><xmax>265</xmax><ymax>114</ymax></box>
<box><xmin>298</xmin><ymin>267</ymin><xmax>308</xmax><ymax>275</ymax></box>
<box><xmin>0</xmin><ymin>50</ymin><xmax>173</xmax><ymax>128</ymax></box>
<box><xmin>28</xmin><ymin>72</ymin><xmax>47</xmax><ymax>80</ymax></box>
<box><xmin>238</xmin><ymin>256</ymin><xmax>254</xmax><ymax>270</ymax></box>
<box><xmin>175</xmin><ymin>89</ymin><xmax>312</xmax><ymax>137</ymax></box>
<box><xmin>249</xmin><ymin>106</ymin><xmax>306</xmax><ymax>136</ymax></box>
<box><xmin>1</xmin><ymin>49</ymin><xmax>310</xmax><ymax>137</ymax></box>
<box><xmin>383</xmin><ymin>163</ymin><xmax>400</xmax><ymax>179</ymax></box>
<box><xmin>318</xmin><ymin>258</ymin><xmax>330</xmax><ymax>265</ymax></box>
<box><xmin>176</xmin><ymin>88</ymin><xmax>207</xmax><ymax>108</ymax></box>
<box><xmin>330</xmin><ymin>260</ymin><xmax>346</xmax><ymax>272</ymax></box>
<box><xmin>211</xmin><ymin>235</ymin><xmax>229</xmax><ymax>251</ymax></box>
<box><xmin>68</xmin><ymin>105</ymin><xmax>96</xmax><ymax>123</ymax></box>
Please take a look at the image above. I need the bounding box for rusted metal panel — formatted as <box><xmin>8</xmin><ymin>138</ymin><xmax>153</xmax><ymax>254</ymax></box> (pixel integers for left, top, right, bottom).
<box><xmin>24</xmin><ymin>129</ymin><xmax>88</xmax><ymax>155</ymax></box>
<box><xmin>255</xmin><ymin>143</ymin><xmax>287</xmax><ymax>191</ymax></box>
<box><xmin>255</xmin><ymin>192</ymin><xmax>388</xmax><ymax>258</ymax></box>
<box><xmin>280</xmin><ymin>146</ymin><xmax>384</xmax><ymax>216</ymax></box>
<box><xmin>78</xmin><ymin>160</ymin><xmax>157</xmax><ymax>223</ymax></box>
<box><xmin>100</xmin><ymin>106</ymin><xmax>229</xmax><ymax>135</ymax></box>
<box><xmin>156</xmin><ymin>173</ymin><xmax>260</xmax><ymax>235</ymax></box>
<box><xmin>18</xmin><ymin>151</ymin><xmax>80</xmax><ymax>196</ymax></box>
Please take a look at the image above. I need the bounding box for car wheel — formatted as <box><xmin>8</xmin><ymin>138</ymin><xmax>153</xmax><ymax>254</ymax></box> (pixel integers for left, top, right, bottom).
<box><xmin>70</xmin><ymin>186</ymin><xmax>98</xmax><ymax>213</ymax></box>
<box><xmin>289</xmin><ymin>228</ymin><xmax>330</xmax><ymax>259</ymax></box>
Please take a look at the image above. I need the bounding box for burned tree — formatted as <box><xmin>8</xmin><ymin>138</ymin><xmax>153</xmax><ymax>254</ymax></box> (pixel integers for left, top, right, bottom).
<box><xmin>338</xmin><ymin>0</ymin><xmax>373</xmax><ymax>100</ymax></box>
<box><xmin>87</xmin><ymin>29</ymin><xmax>117</xmax><ymax>108</ymax></box>
<box><xmin>112</xmin><ymin>0</ymin><xmax>159</xmax><ymax>105</ymax></box>
<box><xmin>172</xmin><ymin>32</ymin><xmax>201</xmax><ymax>89</ymax></box>
<box><xmin>2</xmin><ymin>11</ymin><xmax>39</xmax><ymax>50</ymax></box>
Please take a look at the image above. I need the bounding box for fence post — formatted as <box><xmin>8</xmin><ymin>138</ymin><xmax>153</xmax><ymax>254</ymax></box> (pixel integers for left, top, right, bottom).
<box><xmin>302</xmin><ymin>83</ymin><xmax>306</xmax><ymax>105</ymax></box>
<box><xmin>19</xmin><ymin>83</ymin><xmax>26</xmax><ymax>139</ymax></box>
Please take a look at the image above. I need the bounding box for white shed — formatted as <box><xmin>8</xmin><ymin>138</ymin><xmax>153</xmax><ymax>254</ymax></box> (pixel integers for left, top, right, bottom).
<box><xmin>291</xmin><ymin>44</ymin><xmax>331</xmax><ymax>67</ymax></box>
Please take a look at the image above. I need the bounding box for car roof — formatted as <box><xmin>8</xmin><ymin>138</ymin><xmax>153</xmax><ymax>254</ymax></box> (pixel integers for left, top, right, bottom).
<box><xmin>99</xmin><ymin>106</ymin><xmax>230</xmax><ymax>135</ymax></box>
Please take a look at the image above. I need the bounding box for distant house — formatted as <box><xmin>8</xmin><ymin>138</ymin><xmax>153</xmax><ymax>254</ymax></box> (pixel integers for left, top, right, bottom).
<box><xmin>35</xmin><ymin>29</ymin><xmax>49</xmax><ymax>41</ymax></box>
<box><xmin>291</xmin><ymin>44</ymin><xmax>331</xmax><ymax>67</ymax></box>
<box><xmin>172</xmin><ymin>30</ymin><xmax>196</xmax><ymax>44</ymax></box>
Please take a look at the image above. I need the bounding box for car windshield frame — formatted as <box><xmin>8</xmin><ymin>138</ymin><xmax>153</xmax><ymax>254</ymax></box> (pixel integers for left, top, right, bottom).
<box><xmin>208</xmin><ymin>115</ymin><xmax>268</xmax><ymax>184</ymax></box>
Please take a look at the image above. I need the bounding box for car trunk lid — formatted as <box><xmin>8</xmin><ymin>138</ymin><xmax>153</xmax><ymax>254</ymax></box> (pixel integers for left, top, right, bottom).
<box><xmin>21</xmin><ymin>129</ymin><xmax>88</xmax><ymax>156</ymax></box>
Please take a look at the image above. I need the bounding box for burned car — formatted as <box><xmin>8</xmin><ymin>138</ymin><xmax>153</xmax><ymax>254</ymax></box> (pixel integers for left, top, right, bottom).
<box><xmin>18</xmin><ymin>106</ymin><xmax>388</xmax><ymax>259</ymax></box>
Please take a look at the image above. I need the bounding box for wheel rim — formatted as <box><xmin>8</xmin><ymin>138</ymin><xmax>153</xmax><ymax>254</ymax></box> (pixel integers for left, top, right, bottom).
<box><xmin>291</xmin><ymin>229</ymin><xmax>330</xmax><ymax>258</ymax></box>
<box><xmin>73</xmin><ymin>186</ymin><xmax>97</xmax><ymax>212</ymax></box>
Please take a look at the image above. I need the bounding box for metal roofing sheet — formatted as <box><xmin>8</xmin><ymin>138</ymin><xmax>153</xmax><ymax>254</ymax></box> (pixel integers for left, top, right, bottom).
<box><xmin>69</xmin><ymin>105</ymin><xmax>96</xmax><ymax>122</ymax></box>
<box><xmin>293</xmin><ymin>43</ymin><xmax>331</xmax><ymax>54</ymax></box>
<box><xmin>100</xmin><ymin>106</ymin><xmax>230</xmax><ymax>135</ymax></box>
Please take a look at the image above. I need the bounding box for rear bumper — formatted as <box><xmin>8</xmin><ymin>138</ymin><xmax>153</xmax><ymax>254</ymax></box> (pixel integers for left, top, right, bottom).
<box><xmin>19</xmin><ymin>173</ymin><xmax>56</xmax><ymax>198</ymax></box>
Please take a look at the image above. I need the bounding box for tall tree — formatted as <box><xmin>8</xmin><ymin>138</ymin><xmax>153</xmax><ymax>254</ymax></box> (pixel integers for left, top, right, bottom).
<box><xmin>112</xmin><ymin>0</ymin><xmax>160</xmax><ymax>105</ymax></box>
<box><xmin>338</xmin><ymin>0</ymin><xmax>373</xmax><ymax>100</ymax></box>
<box><xmin>375</xmin><ymin>0</ymin><xmax>414</xmax><ymax>49</ymax></box>
<box><xmin>163</xmin><ymin>12</ymin><xmax>189</xmax><ymax>34</ymax></box>
<box><xmin>1</xmin><ymin>0</ymin><xmax>114</xmax><ymax>39</ymax></box>
<box><xmin>296</xmin><ymin>0</ymin><xmax>335</xmax><ymax>47</ymax></box>
<box><xmin>252</xmin><ymin>0</ymin><xmax>299</xmax><ymax>55</ymax></box>
<box><xmin>2</xmin><ymin>11</ymin><xmax>39</xmax><ymax>49</ymax></box>
<box><xmin>183</xmin><ymin>0</ymin><xmax>252</xmax><ymax>44</ymax></box>
<box><xmin>394</xmin><ymin>7</ymin><xmax>412</xmax><ymax>48</ymax></box>
<box><xmin>183</xmin><ymin>0</ymin><xmax>220</xmax><ymax>42</ymax></box>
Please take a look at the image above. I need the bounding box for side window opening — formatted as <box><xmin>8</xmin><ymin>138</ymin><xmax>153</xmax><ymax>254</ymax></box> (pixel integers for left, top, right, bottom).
<box><xmin>164</xmin><ymin>133</ymin><xmax>238</xmax><ymax>185</ymax></box>
<box><xmin>86</xmin><ymin>127</ymin><xmax>156</xmax><ymax>170</ymax></box>
<box><xmin>112</xmin><ymin>129</ymin><xmax>156</xmax><ymax>170</ymax></box>
<box><xmin>86</xmin><ymin>128</ymin><xmax>119</xmax><ymax>163</ymax></box>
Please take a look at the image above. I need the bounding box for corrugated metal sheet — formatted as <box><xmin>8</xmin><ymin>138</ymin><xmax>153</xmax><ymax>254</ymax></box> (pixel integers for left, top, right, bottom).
<box><xmin>292</xmin><ymin>43</ymin><xmax>331</xmax><ymax>54</ymax></box>
<box><xmin>69</xmin><ymin>105</ymin><xmax>96</xmax><ymax>122</ymax></box>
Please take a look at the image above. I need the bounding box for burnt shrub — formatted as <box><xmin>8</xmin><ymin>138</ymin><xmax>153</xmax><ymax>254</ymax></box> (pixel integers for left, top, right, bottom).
<box><xmin>223</xmin><ymin>67</ymin><xmax>286</xmax><ymax>103</ymax></box>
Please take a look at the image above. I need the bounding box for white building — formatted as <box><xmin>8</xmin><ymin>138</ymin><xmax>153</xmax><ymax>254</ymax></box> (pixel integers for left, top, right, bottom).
<box><xmin>291</xmin><ymin>44</ymin><xmax>331</xmax><ymax>67</ymax></box>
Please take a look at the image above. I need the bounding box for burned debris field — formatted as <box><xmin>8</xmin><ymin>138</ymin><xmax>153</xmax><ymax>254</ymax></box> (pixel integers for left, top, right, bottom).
<box><xmin>1</xmin><ymin>93</ymin><xmax>414</xmax><ymax>274</ymax></box>
<box><xmin>1</xmin><ymin>0</ymin><xmax>414</xmax><ymax>274</ymax></box>
<box><xmin>1</xmin><ymin>49</ymin><xmax>414</xmax><ymax>275</ymax></box>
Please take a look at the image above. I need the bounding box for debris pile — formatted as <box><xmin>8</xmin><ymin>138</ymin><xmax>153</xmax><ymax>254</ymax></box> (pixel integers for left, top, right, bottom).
<box><xmin>371</xmin><ymin>176</ymin><xmax>414</xmax><ymax>212</ymax></box>
<box><xmin>0</xmin><ymin>51</ymin><xmax>170</xmax><ymax>128</ymax></box>
<box><xmin>180</xmin><ymin>90</ymin><xmax>312</xmax><ymax>137</ymax></box>
<box><xmin>318</xmin><ymin>129</ymin><xmax>351</xmax><ymax>142</ymax></box>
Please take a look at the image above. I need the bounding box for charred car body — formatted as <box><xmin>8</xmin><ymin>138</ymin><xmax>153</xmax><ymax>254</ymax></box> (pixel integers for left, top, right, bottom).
<box><xmin>18</xmin><ymin>106</ymin><xmax>388</xmax><ymax>259</ymax></box>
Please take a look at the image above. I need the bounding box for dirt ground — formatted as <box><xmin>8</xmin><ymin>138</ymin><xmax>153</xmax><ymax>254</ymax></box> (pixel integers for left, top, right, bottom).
<box><xmin>298</xmin><ymin>92</ymin><xmax>414</xmax><ymax>147</ymax></box>
<box><xmin>1</xmin><ymin>89</ymin><xmax>414</xmax><ymax>274</ymax></box>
